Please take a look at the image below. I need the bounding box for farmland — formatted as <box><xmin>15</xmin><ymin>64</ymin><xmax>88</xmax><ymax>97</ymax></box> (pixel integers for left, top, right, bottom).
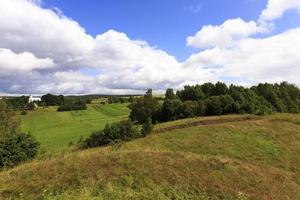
<box><xmin>20</xmin><ymin>103</ymin><xmax>130</xmax><ymax>152</ymax></box>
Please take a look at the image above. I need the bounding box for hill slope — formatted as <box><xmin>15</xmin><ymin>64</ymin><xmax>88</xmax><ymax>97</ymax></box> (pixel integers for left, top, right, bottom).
<box><xmin>1</xmin><ymin>114</ymin><xmax>300</xmax><ymax>199</ymax></box>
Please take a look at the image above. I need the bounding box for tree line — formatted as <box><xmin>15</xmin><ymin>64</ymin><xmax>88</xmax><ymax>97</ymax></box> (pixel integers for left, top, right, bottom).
<box><xmin>130</xmin><ymin>82</ymin><xmax>300</xmax><ymax>124</ymax></box>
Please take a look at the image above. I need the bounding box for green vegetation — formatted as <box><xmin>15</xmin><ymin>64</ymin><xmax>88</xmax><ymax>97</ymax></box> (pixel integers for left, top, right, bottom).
<box><xmin>78</xmin><ymin>120</ymin><xmax>140</xmax><ymax>149</ymax></box>
<box><xmin>0</xmin><ymin>100</ymin><xmax>39</xmax><ymax>168</ymax></box>
<box><xmin>57</xmin><ymin>100</ymin><xmax>87</xmax><ymax>112</ymax></box>
<box><xmin>20</xmin><ymin>103</ymin><xmax>130</xmax><ymax>152</ymax></box>
<box><xmin>0</xmin><ymin>114</ymin><xmax>300</xmax><ymax>199</ymax></box>
<box><xmin>130</xmin><ymin>82</ymin><xmax>299</xmax><ymax>125</ymax></box>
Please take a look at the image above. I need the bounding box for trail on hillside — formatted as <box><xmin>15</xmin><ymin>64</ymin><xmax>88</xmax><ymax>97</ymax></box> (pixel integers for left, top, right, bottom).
<box><xmin>154</xmin><ymin>116</ymin><xmax>261</xmax><ymax>133</ymax></box>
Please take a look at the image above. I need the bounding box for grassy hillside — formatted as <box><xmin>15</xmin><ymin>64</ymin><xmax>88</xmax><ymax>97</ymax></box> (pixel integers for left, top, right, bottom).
<box><xmin>1</xmin><ymin>114</ymin><xmax>300</xmax><ymax>199</ymax></box>
<box><xmin>20</xmin><ymin>103</ymin><xmax>130</xmax><ymax>152</ymax></box>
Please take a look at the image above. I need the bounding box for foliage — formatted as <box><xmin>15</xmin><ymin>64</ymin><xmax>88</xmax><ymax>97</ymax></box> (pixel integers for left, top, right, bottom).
<box><xmin>0</xmin><ymin>100</ymin><xmax>39</xmax><ymax>168</ymax></box>
<box><xmin>165</xmin><ymin>88</ymin><xmax>177</xmax><ymax>100</ymax></box>
<box><xmin>78</xmin><ymin>120</ymin><xmax>139</xmax><ymax>149</ymax></box>
<box><xmin>5</xmin><ymin>96</ymin><xmax>29</xmax><ymax>110</ymax></box>
<box><xmin>41</xmin><ymin>94</ymin><xmax>65</xmax><ymax>106</ymax></box>
<box><xmin>57</xmin><ymin>100</ymin><xmax>87</xmax><ymax>112</ymax></box>
<box><xmin>129</xmin><ymin>89</ymin><xmax>161</xmax><ymax>123</ymax></box>
<box><xmin>141</xmin><ymin>117</ymin><xmax>154</xmax><ymax>136</ymax></box>
<box><xmin>108</xmin><ymin>97</ymin><xmax>128</xmax><ymax>104</ymax></box>
<box><xmin>0</xmin><ymin>132</ymin><xmax>39</xmax><ymax>168</ymax></box>
<box><xmin>176</xmin><ymin>85</ymin><xmax>205</xmax><ymax>101</ymax></box>
<box><xmin>130</xmin><ymin>82</ymin><xmax>300</xmax><ymax>124</ymax></box>
<box><xmin>0</xmin><ymin>100</ymin><xmax>20</xmax><ymax>136</ymax></box>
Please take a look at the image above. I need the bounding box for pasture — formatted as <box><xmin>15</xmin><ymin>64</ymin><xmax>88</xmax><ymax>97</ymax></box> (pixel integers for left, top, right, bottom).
<box><xmin>2</xmin><ymin>113</ymin><xmax>299</xmax><ymax>199</ymax></box>
<box><xmin>20</xmin><ymin>103</ymin><xmax>130</xmax><ymax>152</ymax></box>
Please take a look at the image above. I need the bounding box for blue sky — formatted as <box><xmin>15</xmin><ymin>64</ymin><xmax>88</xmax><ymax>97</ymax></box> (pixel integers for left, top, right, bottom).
<box><xmin>42</xmin><ymin>0</ymin><xmax>270</xmax><ymax>61</ymax></box>
<box><xmin>0</xmin><ymin>0</ymin><xmax>300</xmax><ymax>94</ymax></box>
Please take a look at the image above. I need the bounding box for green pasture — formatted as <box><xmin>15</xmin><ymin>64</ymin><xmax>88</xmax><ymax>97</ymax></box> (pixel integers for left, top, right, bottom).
<box><xmin>20</xmin><ymin>103</ymin><xmax>130</xmax><ymax>152</ymax></box>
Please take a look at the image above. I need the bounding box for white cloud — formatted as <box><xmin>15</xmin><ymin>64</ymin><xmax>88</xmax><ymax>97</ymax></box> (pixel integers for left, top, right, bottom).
<box><xmin>187</xmin><ymin>18</ymin><xmax>266</xmax><ymax>48</ymax></box>
<box><xmin>0</xmin><ymin>0</ymin><xmax>299</xmax><ymax>94</ymax></box>
<box><xmin>260</xmin><ymin>0</ymin><xmax>300</xmax><ymax>21</ymax></box>
<box><xmin>0</xmin><ymin>0</ymin><xmax>94</xmax><ymax>65</ymax></box>
<box><xmin>185</xmin><ymin>27</ymin><xmax>300</xmax><ymax>85</ymax></box>
<box><xmin>0</xmin><ymin>48</ymin><xmax>55</xmax><ymax>75</ymax></box>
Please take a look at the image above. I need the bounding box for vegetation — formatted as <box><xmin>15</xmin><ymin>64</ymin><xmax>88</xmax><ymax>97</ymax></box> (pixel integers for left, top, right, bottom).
<box><xmin>0</xmin><ymin>114</ymin><xmax>299</xmax><ymax>199</ymax></box>
<box><xmin>5</xmin><ymin>96</ymin><xmax>29</xmax><ymax>110</ymax></box>
<box><xmin>78</xmin><ymin>120</ymin><xmax>139</xmax><ymax>149</ymax></box>
<box><xmin>130</xmin><ymin>82</ymin><xmax>299</xmax><ymax>124</ymax></box>
<box><xmin>20</xmin><ymin>103</ymin><xmax>130</xmax><ymax>151</ymax></box>
<box><xmin>141</xmin><ymin>117</ymin><xmax>154</xmax><ymax>136</ymax></box>
<box><xmin>108</xmin><ymin>96</ymin><xmax>128</xmax><ymax>104</ymax></box>
<box><xmin>0</xmin><ymin>100</ymin><xmax>39</xmax><ymax>168</ymax></box>
<box><xmin>41</xmin><ymin>94</ymin><xmax>65</xmax><ymax>106</ymax></box>
<box><xmin>129</xmin><ymin>89</ymin><xmax>162</xmax><ymax>123</ymax></box>
<box><xmin>57</xmin><ymin>100</ymin><xmax>87</xmax><ymax>112</ymax></box>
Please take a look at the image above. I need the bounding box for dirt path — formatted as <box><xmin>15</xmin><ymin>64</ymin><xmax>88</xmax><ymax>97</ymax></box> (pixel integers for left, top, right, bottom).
<box><xmin>154</xmin><ymin>116</ymin><xmax>261</xmax><ymax>133</ymax></box>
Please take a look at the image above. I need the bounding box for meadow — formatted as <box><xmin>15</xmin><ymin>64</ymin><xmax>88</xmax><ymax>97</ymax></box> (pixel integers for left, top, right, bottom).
<box><xmin>1</xmin><ymin>113</ymin><xmax>300</xmax><ymax>199</ymax></box>
<box><xmin>20</xmin><ymin>103</ymin><xmax>130</xmax><ymax>152</ymax></box>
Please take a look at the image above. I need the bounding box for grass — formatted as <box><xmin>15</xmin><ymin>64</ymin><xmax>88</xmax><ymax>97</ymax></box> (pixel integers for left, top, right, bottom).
<box><xmin>1</xmin><ymin>113</ymin><xmax>300</xmax><ymax>199</ymax></box>
<box><xmin>20</xmin><ymin>103</ymin><xmax>130</xmax><ymax>152</ymax></box>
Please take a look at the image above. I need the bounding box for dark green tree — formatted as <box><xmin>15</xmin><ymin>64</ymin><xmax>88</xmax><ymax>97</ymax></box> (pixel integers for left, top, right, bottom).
<box><xmin>165</xmin><ymin>88</ymin><xmax>176</xmax><ymax>100</ymax></box>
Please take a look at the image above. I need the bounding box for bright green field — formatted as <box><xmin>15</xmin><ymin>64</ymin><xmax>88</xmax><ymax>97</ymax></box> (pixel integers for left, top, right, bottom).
<box><xmin>20</xmin><ymin>103</ymin><xmax>130</xmax><ymax>152</ymax></box>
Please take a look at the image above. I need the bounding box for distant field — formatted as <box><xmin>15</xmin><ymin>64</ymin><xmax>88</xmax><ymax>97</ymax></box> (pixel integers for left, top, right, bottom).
<box><xmin>20</xmin><ymin>103</ymin><xmax>130</xmax><ymax>152</ymax></box>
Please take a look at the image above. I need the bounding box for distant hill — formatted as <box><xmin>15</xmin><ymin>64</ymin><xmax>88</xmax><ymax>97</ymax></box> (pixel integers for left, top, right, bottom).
<box><xmin>1</xmin><ymin>113</ymin><xmax>300</xmax><ymax>199</ymax></box>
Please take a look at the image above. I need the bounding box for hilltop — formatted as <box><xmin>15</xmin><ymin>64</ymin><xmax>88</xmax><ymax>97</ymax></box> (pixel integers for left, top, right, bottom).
<box><xmin>1</xmin><ymin>114</ymin><xmax>300</xmax><ymax>199</ymax></box>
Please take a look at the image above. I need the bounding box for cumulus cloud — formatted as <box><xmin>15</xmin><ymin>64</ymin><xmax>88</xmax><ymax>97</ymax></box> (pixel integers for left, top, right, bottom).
<box><xmin>0</xmin><ymin>0</ymin><xmax>94</xmax><ymax>65</ymax></box>
<box><xmin>260</xmin><ymin>0</ymin><xmax>300</xmax><ymax>21</ymax></box>
<box><xmin>0</xmin><ymin>48</ymin><xmax>55</xmax><ymax>75</ymax></box>
<box><xmin>0</xmin><ymin>0</ymin><xmax>299</xmax><ymax>95</ymax></box>
<box><xmin>187</xmin><ymin>18</ymin><xmax>266</xmax><ymax>48</ymax></box>
<box><xmin>185</xmin><ymin>27</ymin><xmax>300</xmax><ymax>85</ymax></box>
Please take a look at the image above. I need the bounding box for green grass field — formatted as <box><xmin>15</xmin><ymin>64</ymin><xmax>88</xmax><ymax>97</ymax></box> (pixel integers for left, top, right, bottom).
<box><xmin>1</xmin><ymin>113</ymin><xmax>300</xmax><ymax>199</ymax></box>
<box><xmin>20</xmin><ymin>103</ymin><xmax>130</xmax><ymax>152</ymax></box>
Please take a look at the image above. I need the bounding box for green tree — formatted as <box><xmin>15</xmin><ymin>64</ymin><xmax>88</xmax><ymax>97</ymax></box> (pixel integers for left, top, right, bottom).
<box><xmin>177</xmin><ymin>85</ymin><xmax>205</xmax><ymax>101</ymax></box>
<box><xmin>215</xmin><ymin>82</ymin><xmax>228</xmax><ymax>95</ymax></box>
<box><xmin>201</xmin><ymin>82</ymin><xmax>215</xmax><ymax>97</ymax></box>
<box><xmin>0</xmin><ymin>100</ymin><xmax>39</xmax><ymax>168</ymax></box>
<box><xmin>129</xmin><ymin>89</ymin><xmax>161</xmax><ymax>123</ymax></box>
<box><xmin>165</xmin><ymin>88</ymin><xmax>176</xmax><ymax>100</ymax></box>
<box><xmin>162</xmin><ymin>99</ymin><xmax>184</xmax><ymax>121</ymax></box>
<box><xmin>141</xmin><ymin>117</ymin><xmax>154</xmax><ymax>136</ymax></box>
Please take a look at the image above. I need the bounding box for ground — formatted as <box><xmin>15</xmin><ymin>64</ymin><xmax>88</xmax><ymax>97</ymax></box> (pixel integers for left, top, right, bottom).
<box><xmin>1</xmin><ymin>113</ymin><xmax>300</xmax><ymax>199</ymax></box>
<box><xmin>20</xmin><ymin>103</ymin><xmax>130</xmax><ymax>152</ymax></box>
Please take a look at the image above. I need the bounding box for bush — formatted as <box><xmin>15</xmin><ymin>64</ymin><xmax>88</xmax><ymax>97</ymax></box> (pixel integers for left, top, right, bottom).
<box><xmin>57</xmin><ymin>101</ymin><xmax>87</xmax><ymax>112</ymax></box>
<box><xmin>20</xmin><ymin>110</ymin><xmax>27</xmax><ymax>115</ymax></box>
<box><xmin>0</xmin><ymin>100</ymin><xmax>39</xmax><ymax>168</ymax></box>
<box><xmin>141</xmin><ymin>118</ymin><xmax>154</xmax><ymax>136</ymax></box>
<box><xmin>79</xmin><ymin>120</ymin><xmax>140</xmax><ymax>149</ymax></box>
<box><xmin>0</xmin><ymin>133</ymin><xmax>39</xmax><ymax>168</ymax></box>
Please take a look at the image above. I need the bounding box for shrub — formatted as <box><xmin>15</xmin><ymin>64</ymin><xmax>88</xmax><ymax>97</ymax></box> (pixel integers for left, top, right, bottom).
<box><xmin>57</xmin><ymin>101</ymin><xmax>87</xmax><ymax>112</ymax></box>
<box><xmin>0</xmin><ymin>100</ymin><xmax>39</xmax><ymax>168</ymax></box>
<box><xmin>141</xmin><ymin>118</ymin><xmax>154</xmax><ymax>136</ymax></box>
<box><xmin>79</xmin><ymin>120</ymin><xmax>140</xmax><ymax>149</ymax></box>
<box><xmin>20</xmin><ymin>110</ymin><xmax>27</xmax><ymax>115</ymax></box>
<box><xmin>0</xmin><ymin>132</ymin><xmax>39</xmax><ymax>168</ymax></box>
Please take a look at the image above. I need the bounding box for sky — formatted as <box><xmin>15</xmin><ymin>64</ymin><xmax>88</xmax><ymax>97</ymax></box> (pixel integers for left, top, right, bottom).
<box><xmin>0</xmin><ymin>0</ymin><xmax>300</xmax><ymax>95</ymax></box>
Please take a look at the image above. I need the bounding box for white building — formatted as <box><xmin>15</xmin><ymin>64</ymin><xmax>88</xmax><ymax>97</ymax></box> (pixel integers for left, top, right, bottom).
<box><xmin>29</xmin><ymin>95</ymin><xmax>42</xmax><ymax>103</ymax></box>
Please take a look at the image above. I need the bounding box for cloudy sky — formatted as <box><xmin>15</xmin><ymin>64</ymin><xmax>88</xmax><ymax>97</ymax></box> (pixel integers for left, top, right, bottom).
<box><xmin>0</xmin><ymin>0</ymin><xmax>299</xmax><ymax>95</ymax></box>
